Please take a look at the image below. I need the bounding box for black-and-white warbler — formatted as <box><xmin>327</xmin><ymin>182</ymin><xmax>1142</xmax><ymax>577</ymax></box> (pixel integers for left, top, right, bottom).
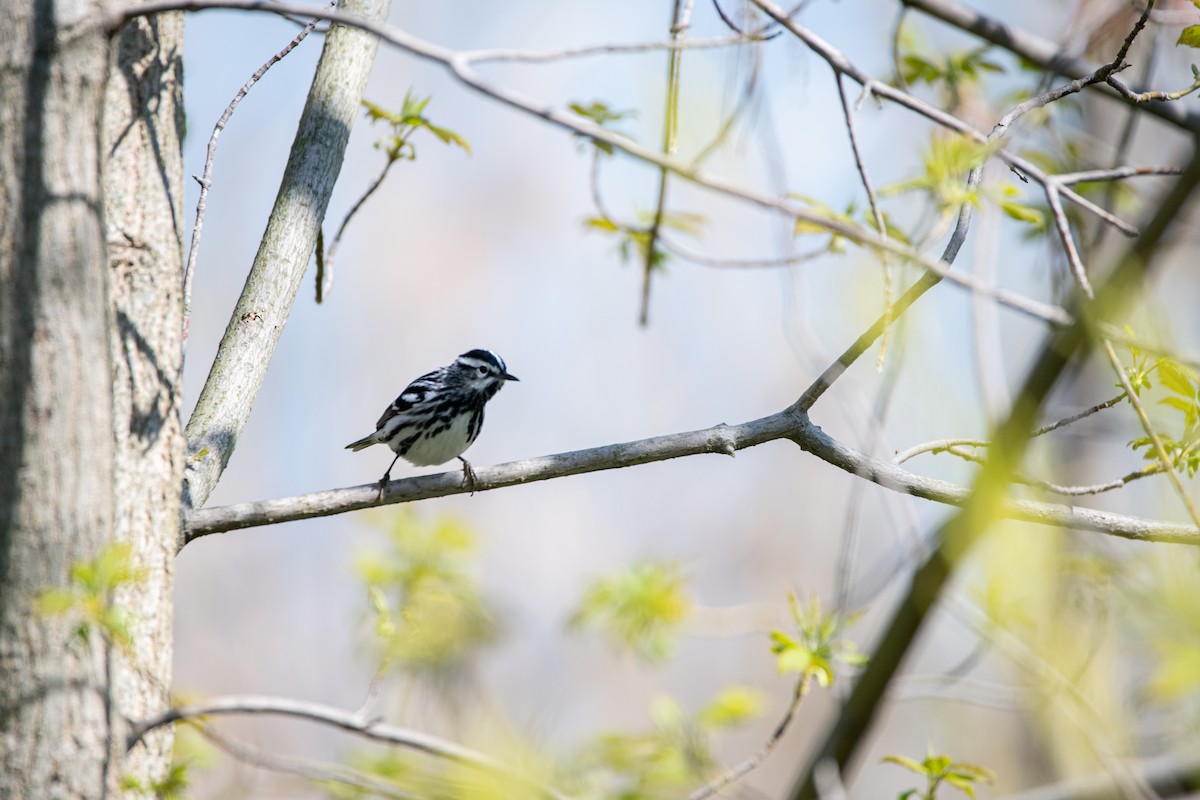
<box><xmin>345</xmin><ymin>349</ymin><xmax>518</xmax><ymax>492</ymax></box>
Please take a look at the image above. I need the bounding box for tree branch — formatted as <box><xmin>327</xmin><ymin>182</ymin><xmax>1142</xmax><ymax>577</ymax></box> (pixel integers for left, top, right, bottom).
<box><xmin>686</xmin><ymin>676</ymin><xmax>811</xmax><ymax>800</ymax></box>
<box><xmin>181</xmin><ymin>0</ymin><xmax>390</xmax><ymax>509</ymax></box>
<box><xmin>127</xmin><ymin>694</ymin><xmax>571</xmax><ymax>800</ymax></box>
<box><xmin>898</xmin><ymin>0</ymin><xmax>1200</xmax><ymax>133</ymax></box>
<box><xmin>181</xmin><ymin>408</ymin><xmax>1200</xmax><ymax>547</ymax></box>
<box><xmin>110</xmin><ymin>0</ymin><xmax>1074</xmax><ymax>328</ymax></box>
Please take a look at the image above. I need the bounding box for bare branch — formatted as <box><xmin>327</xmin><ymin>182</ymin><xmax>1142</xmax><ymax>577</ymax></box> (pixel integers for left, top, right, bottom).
<box><xmin>111</xmin><ymin>0</ymin><xmax>1073</xmax><ymax>328</ymax></box>
<box><xmin>897</xmin><ymin>0</ymin><xmax>1200</xmax><ymax>133</ymax></box>
<box><xmin>1059</xmin><ymin>165</ymin><xmax>1184</xmax><ymax>185</ymax></box>
<box><xmin>747</xmin><ymin>0</ymin><xmax>1141</xmax><ymax>237</ymax></box>
<box><xmin>182</xmin><ymin>409</ymin><xmax>1200</xmax><ymax>547</ymax></box>
<box><xmin>128</xmin><ymin>695</ymin><xmax>572</xmax><ymax>800</ymax></box>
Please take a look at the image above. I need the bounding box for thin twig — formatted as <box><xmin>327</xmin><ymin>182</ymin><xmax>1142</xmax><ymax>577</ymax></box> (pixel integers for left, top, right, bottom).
<box><xmin>1061</xmin><ymin>165</ymin><xmax>1183</xmax><ymax>185</ymax></box>
<box><xmin>1106</xmin><ymin>74</ymin><xmax>1200</xmax><ymax>104</ymax></box>
<box><xmin>461</xmin><ymin>34</ymin><xmax>761</xmax><ymax>64</ymax></box>
<box><xmin>836</xmin><ymin>339</ymin><xmax>906</xmax><ymax>613</ymax></box>
<box><xmin>640</xmin><ymin>0</ymin><xmax>693</xmax><ymax>326</ymax></box>
<box><xmin>1046</xmin><ymin>186</ymin><xmax>1095</xmax><ymax>296</ymax></box>
<box><xmin>181</xmin><ymin>6</ymin><xmax>326</xmax><ymax>354</ymax></box>
<box><xmin>317</xmin><ymin>150</ymin><xmax>397</xmax><ymax>302</ymax></box>
<box><xmin>1033</xmin><ymin>392</ymin><xmax>1128</xmax><ymax>436</ymax></box>
<box><xmin>939</xmin><ymin>444</ymin><xmax>1164</xmax><ymax>496</ymax></box>
<box><xmin>657</xmin><ymin>234</ymin><xmax>826</xmax><ymax>268</ymax></box>
<box><xmin>685</xmin><ymin>676</ymin><xmax>811</xmax><ymax>800</ymax></box>
<box><xmin>834</xmin><ymin>72</ymin><xmax>891</xmax><ymax>370</ymax></box>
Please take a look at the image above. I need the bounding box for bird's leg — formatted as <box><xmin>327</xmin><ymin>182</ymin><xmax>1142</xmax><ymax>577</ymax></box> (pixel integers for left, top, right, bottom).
<box><xmin>458</xmin><ymin>456</ymin><xmax>477</xmax><ymax>496</ymax></box>
<box><xmin>377</xmin><ymin>453</ymin><xmax>401</xmax><ymax>499</ymax></box>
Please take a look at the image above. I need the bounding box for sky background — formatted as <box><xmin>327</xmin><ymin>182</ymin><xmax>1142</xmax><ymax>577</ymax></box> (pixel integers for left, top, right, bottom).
<box><xmin>171</xmin><ymin>1</ymin><xmax>1200</xmax><ymax>796</ymax></box>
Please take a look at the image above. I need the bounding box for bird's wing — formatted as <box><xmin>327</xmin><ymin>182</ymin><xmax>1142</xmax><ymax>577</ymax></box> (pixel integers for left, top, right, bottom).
<box><xmin>375</xmin><ymin>369</ymin><xmax>441</xmax><ymax>429</ymax></box>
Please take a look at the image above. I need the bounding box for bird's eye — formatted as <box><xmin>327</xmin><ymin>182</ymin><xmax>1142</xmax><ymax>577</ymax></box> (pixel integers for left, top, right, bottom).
<box><xmin>477</xmin><ymin>366</ymin><xmax>489</xmax><ymax>376</ymax></box>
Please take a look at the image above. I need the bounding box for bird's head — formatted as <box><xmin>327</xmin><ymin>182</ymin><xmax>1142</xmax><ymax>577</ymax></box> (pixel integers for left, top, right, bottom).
<box><xmin>452</xmin><ymin>349</ymin><xmax>518</xmax><ymax>396</ymax></box>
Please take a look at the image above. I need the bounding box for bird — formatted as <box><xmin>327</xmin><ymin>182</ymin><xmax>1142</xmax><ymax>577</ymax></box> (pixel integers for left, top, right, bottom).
<box><xmin>345</xmin><ymin>349</ymin><xmax>518</xmax><ymax>494</ymax></box>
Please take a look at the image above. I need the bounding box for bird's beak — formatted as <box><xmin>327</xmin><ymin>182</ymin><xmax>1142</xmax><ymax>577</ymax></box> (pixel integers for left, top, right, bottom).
<box><xmin>503</xmin><ymin>372</ymin><xmax>519</xmax><ymax>382</ymax></box>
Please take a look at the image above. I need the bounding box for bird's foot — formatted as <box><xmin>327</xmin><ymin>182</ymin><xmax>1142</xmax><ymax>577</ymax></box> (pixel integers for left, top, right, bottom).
<box><xmin>458</xmin><ymin>457</ymin><xmax>477</xmax><ymax>496</ymax></box>
<box><xmin>376</xmin><ymin>471</ymin><xmax>391</xmax><ymax>501</ymax></box>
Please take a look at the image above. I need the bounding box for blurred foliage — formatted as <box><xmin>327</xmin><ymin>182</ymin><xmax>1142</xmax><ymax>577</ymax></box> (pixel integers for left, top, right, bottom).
<box><xmin>973</xmin><ymin>525</ymin><xmax>1128</xmax><ymax>773</ymax></box>
<box><xmin>324</xmin><ymin>687</ymin><xmax>762</xmax><ymax>800</ymax></box>
<box><xmin>569</xmin><ymin>560</ymin><xmax>692</xmax><ymax>662</ymax></box>
<box><xmin>363</xmin><ymin>91</ymin><xmax>470</xmax><ymax>163</ymax></box>
<box><xmin>356</xmin><ymin>511</ymin><xmax>499</xmax><ymax>676</ymax></box>
<box><xmin>35</xmin><ymin>541</ymin><xmax>145</xmax><ymax>651</ymax></box>
<box><xmin>569</xmin><ymin>688</ymin><xmax>763</xmax><ymax>800</ymax></box>
<box><xmin>325</xmin><ymin>734</ymin><xmax>557</xmax><ymax>800</ymax></box>
<box><xmin>883</xmin><ymin>748</ymin><xmax>995</xmax><ymax>800</ymax></box>
<box><xmin>770</xmin><ymin>593</ymin><xmax>867</xmax><ymax>687</ymax></box>
<box><xmin>1126</xmin><ymin>548</ymin><xmax>1200</xmax><ymax>702</ymax></box>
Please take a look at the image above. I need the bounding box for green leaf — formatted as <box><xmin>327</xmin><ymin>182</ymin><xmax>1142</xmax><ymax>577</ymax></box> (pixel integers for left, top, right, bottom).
<box><xmin>1177</xmin><ymin>25</ymin><xmax>1200</xmax><ymax>48</ymax></box>
<box><xmin>1000</xmin><ymin>200</ymin><xmax>1044</xmax><ymax>226</ymax></box>
<box><xmin>882</xmin><ymin>754</ymin><xmax>926</xmax><ymax>775</ymax></box>
<box><xmin>944</xmin><ymin>775</ymin><xmax>977</xmax><ymax>798</ymax></box>
<box><xmin>1157</xmin><ymin>360</ymin><xmax>1197</xmax><ymax>397</ymax></box>
<box><xmin>1160</xmin><ymin>396</ymin><xmax>1195</xmax><ymax>414</ymax></box>
<box><xmin>948</xmin><ymin>764</ymin><xmax>997</xmax><ymax>783</ymax></box>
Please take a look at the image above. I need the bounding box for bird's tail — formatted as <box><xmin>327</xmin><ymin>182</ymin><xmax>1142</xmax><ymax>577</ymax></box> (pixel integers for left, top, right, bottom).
<box><xmin>345</xmin><ymin>433</ymin><xmax>379</xmax><ymax>452</ymax></box>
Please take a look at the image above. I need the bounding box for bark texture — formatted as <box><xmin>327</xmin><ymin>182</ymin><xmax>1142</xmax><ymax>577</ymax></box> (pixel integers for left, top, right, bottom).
<box><xmin>0</xmin><ymin>0</ymin><xmax>120</xmax><ymax>796</ymax></box>
<box><xmin>102</xmin><ymin>8</ymin><xmax>187</xmax><ymax>788</ymax></box>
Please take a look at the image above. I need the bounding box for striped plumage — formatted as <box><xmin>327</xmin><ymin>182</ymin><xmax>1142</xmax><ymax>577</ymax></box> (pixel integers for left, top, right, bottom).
<box><xmin>346</xmin><ymin>349</ymin><xmax>518</xmax><ymax>491</ymax></box>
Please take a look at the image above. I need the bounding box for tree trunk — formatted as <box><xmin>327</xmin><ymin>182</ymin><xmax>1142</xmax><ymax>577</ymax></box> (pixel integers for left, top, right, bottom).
<box><xmin>0</xmin><ymin>0</ymin><xmax>121</xmax><ymax>797</ymax></box>
<box><xmin>102</xmin><ymin>7</ymin><xmax>187</xmax><ymax>790</ymax></box>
